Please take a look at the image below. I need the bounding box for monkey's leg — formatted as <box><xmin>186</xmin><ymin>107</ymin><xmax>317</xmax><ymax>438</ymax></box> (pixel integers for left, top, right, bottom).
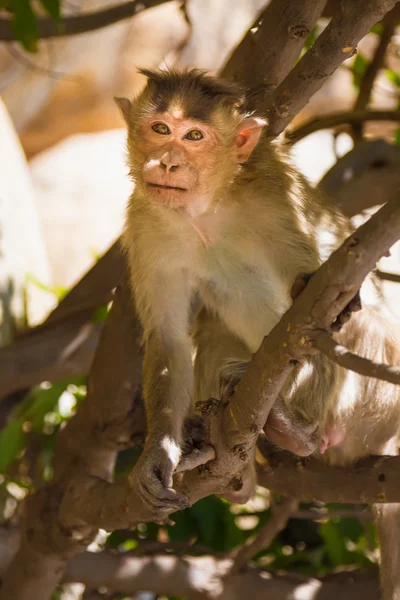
<box><xmin>374</xmin><ymin>438</ymin><xmax>400</xmax><ymax>600</ymax></box>
<box><xmin>193</xmin><ymin>308</ymin><xmax>255</xmax><ymax>503</ymax></box>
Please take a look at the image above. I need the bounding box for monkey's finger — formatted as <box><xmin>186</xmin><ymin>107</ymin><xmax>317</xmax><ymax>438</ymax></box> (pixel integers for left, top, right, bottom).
<box><xmin>139</xmin><ymin>480</ymin><xmax>190</xmax><ymax>512</ymax></box>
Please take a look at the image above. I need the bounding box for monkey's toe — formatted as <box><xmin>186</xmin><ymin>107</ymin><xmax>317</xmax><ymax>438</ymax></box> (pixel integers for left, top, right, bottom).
<box><xmin>138</xmin><ymin>478</ymin><xmax>190</xmax><ymax>514</ymax></box>
<box><xmin>332</xmin><ymin>290</ymin><xmax>362</xmax><ymax>332</ymax></box>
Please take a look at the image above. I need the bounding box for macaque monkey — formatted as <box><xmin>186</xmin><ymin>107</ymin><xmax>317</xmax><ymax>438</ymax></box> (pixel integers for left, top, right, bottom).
<box><xmin>117</xmin><ymin>68</ymin><xmax>400</xmax><ymax>599</ymax></box>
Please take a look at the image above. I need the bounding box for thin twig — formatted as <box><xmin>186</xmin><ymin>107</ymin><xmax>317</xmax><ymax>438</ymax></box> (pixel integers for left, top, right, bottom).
<box><xmin>0</xmin><ymin>0</ymin><xmax>170</xmax><ymax>41</ymax></box>
<box><xmin>231</xmin><ymin>496</ymin><xmax>298</xmax><ymax>574</ymax></box>
<box><xmin>285</xmin><ymin>110</ymin><xmax>400</xmax><ymax>144</ymax></box>
<box><xmin>376</xmin><ymin>269</ymin><xmax>400</xmax><ymax>284</ymax></box>
<box><xmin>235</xmin><ymin>506</ymin><xmax>373</xmax><ymax>521</ymax></box>
<box><xmin>313</xmin><ymin>330</ymin><xmax>400</xmax><ymax>385</ymax></box>
<box><xmin>352</xmin><ymin>22</ymin><xmax>395</xmax><ymax>141</ymax></box>
<box><xmin>294</xmin><ymin>506</ymin><xmax>373</xmax><ymax>521</ymax></box>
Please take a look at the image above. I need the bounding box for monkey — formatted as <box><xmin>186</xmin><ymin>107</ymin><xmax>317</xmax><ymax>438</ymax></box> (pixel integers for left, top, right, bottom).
<box><xmin>116</xmin><ymin>68</ymin><xmax>400</xmax><ymax>598</ymax></box>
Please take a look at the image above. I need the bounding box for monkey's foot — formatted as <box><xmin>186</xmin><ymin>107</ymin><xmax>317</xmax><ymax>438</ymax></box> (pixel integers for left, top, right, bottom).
<box><xmin>182</xmin><ymin>414</ymin><xmax>206</xmax><ymax>455</ymax></box>
<box><xmin>130</xmin><ymin>448</ymin><xmax>191</xmax><ymax>514</ymax></box>
<box><xmin>290</xmin><ymin>272</ymin><xmax>362</xmax><ymax>332</ymax></box>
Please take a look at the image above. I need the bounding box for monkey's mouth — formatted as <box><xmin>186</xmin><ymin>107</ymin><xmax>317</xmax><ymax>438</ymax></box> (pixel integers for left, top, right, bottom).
<box><xmin>147</xmin><ymin>183</ymin><xmax>187</xmax><ymax>192</ymax></box>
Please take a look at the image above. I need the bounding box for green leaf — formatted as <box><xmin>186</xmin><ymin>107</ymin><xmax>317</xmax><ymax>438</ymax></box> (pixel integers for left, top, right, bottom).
<box><xmin>395</xmin><ymin>128</ymin><xmax>400</xmax><ymax>146</ymax></box>
<box><xmin>304</xmin><ymin>25</ymin><xmax>318</xmax><ymax>51</ymax></box>
<box><xmin>320</xmin><ymin>521</ymin><xmax>347</xmax><ymax>566</ymax></box>
<box><xmin>371</xmin><ymin>23</ymin><xmax>384</xmax><ymax>36</ymax></box>
<box><xmin>0</xmin><ymin>420</ymin><xmax>26</xmax><ymax>472</ymax></box>
<box><xmin>39</xmin><ymin>0</ymin><xmax>60</xmax><ymax>20</ymax></box>
<box><xmin>91</xmin><ymin>304</ymin><xmax>110</xmax><ymax>324</ymax></box>
<box><xmin>351</xmin><ymin>53</ymin><xmax>369</xmax><ymax>91</ymax></box>
<box><xmin>167</xmin><ymin>509</ymin><xmax>195</xmax><ymax>542</ymax></box>
<box><xmin>11</xmin><ymin>0</ymin><xmax>38</xmax><ymax>52</ymax></box>
<box><xmin>386</xmin><ymin>68</ymin><xmax>400</xmax><ymax>88</ymax></box>
<box><xmin>26</xmin><ymin>273</ymin><xmax>69</xmax><ymax>301</ymax></box>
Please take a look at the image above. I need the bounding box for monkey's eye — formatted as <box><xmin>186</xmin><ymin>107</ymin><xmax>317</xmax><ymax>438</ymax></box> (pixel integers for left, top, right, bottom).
<box><xmin>152</xmin><ymin>123</ymin><xmax>170</xmax><ymax>135</ymax></box>
<box><xmin>184</xmin><ymin>129</ymin><xmax>204</xmax><ymax>141</ymax></box>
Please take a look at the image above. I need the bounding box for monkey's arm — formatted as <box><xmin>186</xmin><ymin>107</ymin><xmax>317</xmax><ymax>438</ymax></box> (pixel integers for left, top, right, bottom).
<box><xmin>129</xmin><ymin>266</ymin><xmax>193</xmax><ymax>513</ymax></box>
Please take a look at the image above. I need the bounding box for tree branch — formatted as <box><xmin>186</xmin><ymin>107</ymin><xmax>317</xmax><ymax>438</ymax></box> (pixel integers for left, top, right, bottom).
<box><xmin>0</xmin><ymin>240</ymin><xmax>123</xmax><ymax>399</ymax></box>
<box><xmin>318</xmin><ymin>139</ymin><xmax>400</xmax><ymax>203</ymax></box>
<box><xmin>0</xmin><ymin>531</ymin><xmax>382</xmax><ymax>600</ymax></box>
<box><xmin>257</xmin><ymin>437</ymin><xmax>400</xmax><ymax>504</ymax></box>
<box><xmin>218</xmin><ymin>195</ymin><xmax>400</xmax><ymax>460</ymax></box>
<box><xmin>0</xmin><ymin>0</ymin><xmax>171</xmax><ymax>42</ymax></box>
<box><xmin>314</xmin><ymin>330</ymin><xmax>400</xmax><ymax>385</ymax></box>
<box><xmin>231</xmin><ymin>496</ymin><xmax>298</xmax><ymax>574</ymax></box>
<box><xmin>0</xmin><ymin>275</ymin><xmax>145</xmax><ymax>600</ymax></box>
<box><xmin>265</xmin><ymin>0</ymin><xmax>397</xmax><ymax>136</ymax></box>
<box><xmin>285</xmin><ymin>110</ymin><xmax>400</xmax><ymax>145</ymax></box>
<box><xmin>376</xmin><ymin>269</ymin><xmax>400</xmax><ymax>284</ymax></box>
<box><xmin>352</xmin><ymin>22</ymin><xmax>395</xmax><ymax>141</ymax></box>
<box><xmin>221</xmin><ymin>0</ymin><xmax>327</xmax><ymax>110</ymax></box>
<box><xmin>2</xmin><ymin>199</ymin><xmax>400</xmax><ymax>599</ymax></box>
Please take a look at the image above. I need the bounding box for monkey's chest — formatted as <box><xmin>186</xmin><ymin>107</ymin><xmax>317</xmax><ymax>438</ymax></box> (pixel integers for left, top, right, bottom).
<box><xmin>194</xmin><ymin>248</ymin><xmax>289</xmax><ymax>351</ymax></box>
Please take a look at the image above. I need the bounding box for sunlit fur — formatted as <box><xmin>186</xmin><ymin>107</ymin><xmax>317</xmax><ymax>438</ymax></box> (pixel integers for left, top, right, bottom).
<box><xmin>119</xmin><ymin>70</ymin><xmax>400</xmax><ymax>596</ymax></box>
<box><xmin>119</xmin><ymin>65</ymin><xmax>400</xmax><ymax>456</ymax></box>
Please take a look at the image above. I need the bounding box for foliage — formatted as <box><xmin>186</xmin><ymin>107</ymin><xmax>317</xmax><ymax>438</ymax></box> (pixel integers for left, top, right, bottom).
<box><xmin>1</xmin><ymin>0</ymin><xmax>60</xmax><ymax>51</ymax></box>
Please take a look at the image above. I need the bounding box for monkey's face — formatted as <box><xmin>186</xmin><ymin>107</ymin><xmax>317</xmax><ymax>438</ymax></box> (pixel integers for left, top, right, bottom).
<box><xmin>131</xmin><ymin>109</ymin><xmax>228</xmax><ymax>211</ymax></box>
<box><xmin>127</xmin><ymin>112</ymin><xmax>266</xmax><ymax>214</ymax></box>
<box><xmin>116</xmin><ymin>69</ymin><xmax>266</xmax><ymax>214</ymax></box>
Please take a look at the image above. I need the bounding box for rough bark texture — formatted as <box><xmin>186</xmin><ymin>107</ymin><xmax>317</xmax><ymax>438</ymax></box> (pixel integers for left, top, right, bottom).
<box><xmin>258</xmin><ymin>438</ymin><xmax>400</xmax><ymax>504</ymax></box>
<box><xmin>0</xmin><ymin>276</ymin><xmax>144</xmax><ymax>600</ymax></box>
<box><xmin>0</xmin><ymin>530</ymin><xmax>383</xmax><ymax>600</ymax></box>
<box><xmin>265</xmin><ymin>0</ymin><xmax>397</xmax><ymax>136</ymax></box>
<box><xmin>222</xmin><ymin>0</ymin><xmax>327</xmax><ymax>110</ymax></box>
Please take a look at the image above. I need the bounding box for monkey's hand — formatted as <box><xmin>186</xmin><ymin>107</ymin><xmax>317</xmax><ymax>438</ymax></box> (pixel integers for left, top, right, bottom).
<box><xmin>291</xmin><ymin>272</ymin><xmax>362</xmax><ymax>332</ymax></box>
<box><xmin>131</xmin><ymin>440</ymin><xmax>190</xmax><ymax>515</ymax></box>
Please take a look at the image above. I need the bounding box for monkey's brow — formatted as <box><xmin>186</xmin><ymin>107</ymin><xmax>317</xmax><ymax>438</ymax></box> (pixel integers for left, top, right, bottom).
<box><xmin>151</xmin><ymin>95</ymin><xmax>219</xmax><ymax>124</ymax></box>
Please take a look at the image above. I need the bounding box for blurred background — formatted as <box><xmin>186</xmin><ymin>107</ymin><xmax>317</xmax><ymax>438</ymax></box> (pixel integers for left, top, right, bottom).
<box><xmin>1</xmin><ymin>1</ymin><xmax>400</xmax><ymax>599</ymax></box>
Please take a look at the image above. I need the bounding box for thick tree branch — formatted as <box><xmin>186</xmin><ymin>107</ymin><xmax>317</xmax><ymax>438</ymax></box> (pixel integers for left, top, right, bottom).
<box><xmin>0</xmin><ymin>275</ymin><xmax>145</xmax><ymax>600</ymax></box>
<box><xmin>219</xmin><ymin>195</ymin><xmax>400</xmax><ymax>459</ymax></box>
<box><xmin>222</xmin><ymin>0</ymin><xmax>327</xmax><ymax>110</ymax></box>
<box><xmin>0</xmin><ymin>0</ymin><xmax>171</xmax><ymax>41</ymax></box>
<box><xmin>265</xmin><ymin>0</ymin><xmax>397</xmax><ymax>136</ymax></box>
<box><xmin>0</xmin><ymin>240</ymin><xmax>123</xmax><ymax>398</ymax></box>
<box><xmin>285</xmin><ymin>110</ymin><xmax>400</xmax><ymax>145</ymax></box>
<box><xmin>64</xmin><ymin>196</ymin><xmax>400</xmax><ymax>533</ymax></box>
<box><xmin>257</xmin><ymin>438</ymin><xmax>400</xmax><ymax>504</ymax></box>
<box><xmin>314</xmin><ymin>330</ymin><xmax>400</xmax><ymax>385</ymax></box>
<box><xmin>318</xmin><ymin>139</ymin><xmax>400</xmax><ymax>207</ymax></box>
<box><xmin>0</xmin><ymin>531</ymin><xmax>382</xmax><ymax>600</ymax></box>
<box><xmin>2</xmin><ymin>200</ymin><xmax>399</xmax><ymax>599</ymax></box>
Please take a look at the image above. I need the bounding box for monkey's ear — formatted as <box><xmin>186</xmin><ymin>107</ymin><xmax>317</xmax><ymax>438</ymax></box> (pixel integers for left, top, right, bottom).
<box><xmin>234</xmin><ymin>117</ymin><xmax>267</xmax><ymax>163</ymax></box>
<box><xmin>114</xmin><ymin>97</ymin><xmax>132</xmax><ymax>124</ymax></box>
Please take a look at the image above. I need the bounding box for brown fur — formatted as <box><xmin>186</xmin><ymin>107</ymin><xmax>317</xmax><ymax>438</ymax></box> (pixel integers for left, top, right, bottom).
<box><xmin>118</xmin><ymin>68</ymin><xmax>400</xmax><ymax>597</ymax></box>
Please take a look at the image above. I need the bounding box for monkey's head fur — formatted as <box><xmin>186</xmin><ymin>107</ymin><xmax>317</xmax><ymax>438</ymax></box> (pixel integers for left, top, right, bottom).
<box><xmin>115</xmin><ymin>68</ymin><xmax>266</xmax><ymax>213</ymax></box>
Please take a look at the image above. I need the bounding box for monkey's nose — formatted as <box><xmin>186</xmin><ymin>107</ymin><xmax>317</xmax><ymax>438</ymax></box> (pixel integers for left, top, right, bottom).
<box><xmin>160</xmin><ymin>160</ymin><xmax>179</xmax><ymax>173</ymax></box>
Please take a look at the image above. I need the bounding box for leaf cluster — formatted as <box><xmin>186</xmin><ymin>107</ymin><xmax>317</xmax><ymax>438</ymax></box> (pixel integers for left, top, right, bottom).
<box><xmin>1</xmin><ymin>0</ymin><xmax>60</xmax><ymax>51</ymax></box>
